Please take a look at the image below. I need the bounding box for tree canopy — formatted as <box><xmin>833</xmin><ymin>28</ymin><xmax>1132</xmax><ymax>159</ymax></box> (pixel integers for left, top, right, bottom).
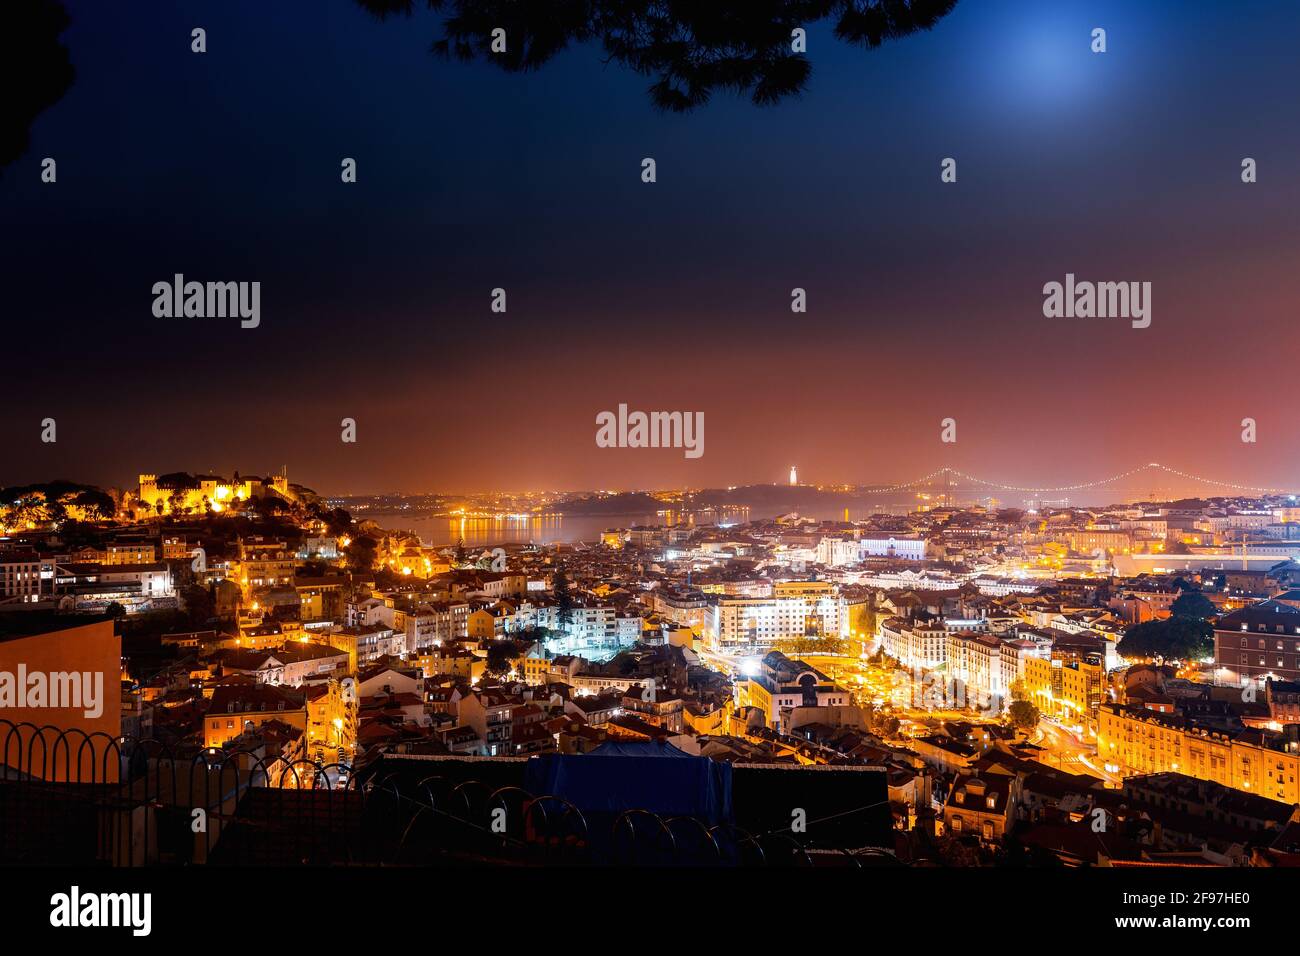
<box><xmin>771</xmin><ymin>636</ymin><xmax>848</xmax><ymax>657</ymax></box>
<box><xmin>484</xmin><ymin>641</ymin><xmax>518</xmax><ymax>675</ymax></box>
<box><xmin>355</xmin><ymin>0</ymin><xmax>958</xmax><ymax>111</ymax></box>
<box><xmin>2</xmin><ymin>0</ymin><xmax>74</xmax><ymax>169</ymax></box>
<box><xmin>1118</xmin><ymin>615</ymin><xmax>1214</xmax><ymax>662</ymax></box>
<box><xmin>1007</xmin><ymin>699</ymin><xmax>1040</xmax><ymax>730</ymax></box>
<box><xmin>553</xmin><ymin>564</ymin><xmax>574</xmax><ymax>625</ymax></box>
<box><xmin>344</xmin><ymin>534</ymin><xmax>380</xmax><ymax>572</ymax></box>
<box><xmin>1169</xmin><ymin>589</ymin><xmax>1216</xmax><ymax>621</ymax></box>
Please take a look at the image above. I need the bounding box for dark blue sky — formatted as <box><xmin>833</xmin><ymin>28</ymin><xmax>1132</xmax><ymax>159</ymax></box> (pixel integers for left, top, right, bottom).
<box><xmin>2</xmin><ymin>0</ymin><xmax>1298</xmax><ymax>495</ymax></box>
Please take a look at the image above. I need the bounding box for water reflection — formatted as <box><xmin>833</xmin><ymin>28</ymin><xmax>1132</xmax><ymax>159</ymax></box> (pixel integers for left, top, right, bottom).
<box><xmin>400</xmin><ymin>506</ymin><xmax>753</xmax><ymax>547</ymax></box>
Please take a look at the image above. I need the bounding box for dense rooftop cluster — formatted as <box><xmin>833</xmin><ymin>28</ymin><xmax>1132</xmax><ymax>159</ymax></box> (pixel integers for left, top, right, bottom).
<box><xmin>4</xmin><ymin>473</ymin><xmax>1300</xmax><ymax>866</ymax></box>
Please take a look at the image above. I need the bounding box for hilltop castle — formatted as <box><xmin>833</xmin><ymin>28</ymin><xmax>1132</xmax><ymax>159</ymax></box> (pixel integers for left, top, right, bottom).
<box><xmin>136</xmin><ymin>470</ymin><xmax>293</xmax><ymax>515</ymax></box>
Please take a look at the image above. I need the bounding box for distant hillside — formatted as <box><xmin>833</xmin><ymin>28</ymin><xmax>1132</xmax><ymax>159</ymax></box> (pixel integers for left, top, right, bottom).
<box><xmin>690</xmin><ymin>485</ymin><xmax>862</xmax><ymax>509</ymax></box>
<box><xmin>553</xmin><ymin>492</ymin><xmax>663</xmax><ymax>516</ymax></box>
<box><xmin>554</xmin><ymin>484</ymin><xmax>916</xmax><ymax>517</ymax></box>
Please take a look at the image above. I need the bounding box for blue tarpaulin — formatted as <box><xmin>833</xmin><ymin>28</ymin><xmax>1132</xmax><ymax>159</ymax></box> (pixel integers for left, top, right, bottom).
<box><xmin>523</xmin><ymin>741</ymin><xmax>732</xmax><ymax>825</ymax></box>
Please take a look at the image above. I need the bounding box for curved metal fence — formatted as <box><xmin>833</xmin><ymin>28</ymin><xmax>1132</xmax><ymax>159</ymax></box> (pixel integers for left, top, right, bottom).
<box><xmin>0</xmin><ymin>721</ymin><xmax>898</xmax><ymax>867</ymax></box>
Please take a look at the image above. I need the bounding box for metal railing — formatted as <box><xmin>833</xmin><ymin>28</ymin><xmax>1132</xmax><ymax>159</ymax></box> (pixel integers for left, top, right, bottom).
<box><xmin>0</xmin><ymin>720</ymin><xmax>898</xmax><ymax>867</ymax></box>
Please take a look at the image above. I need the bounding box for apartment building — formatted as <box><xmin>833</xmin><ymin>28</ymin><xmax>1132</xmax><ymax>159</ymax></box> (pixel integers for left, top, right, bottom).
<box><xmin>1214</xmin><ymin>600</ymin><xmax>1300</xmax><ymax>685</ymax></box>
<box><xmin>232</xmin><ymin>537</ymin><xmax>297</xmax><ymax>598</ymax></box>
<box><xmin>736</xmin><ymin>651</ymin><xmax>852</xmax><ymax>734</ymax></box>
<box><xmin>0</xmin><ymin>551</ymin><xmax>45</xmax><ymax>602</ymax></box>
<box><xmin>945</xmin><ymin>631</ymin><xmax>1008</xmax><ymax>710</ymax></box>
<box><xmin>1098</xmin><ymin>702</ymin><xmax>1300</xmax><ymax>805</ymax></box>
<box><xmin>709</xmin><ymin>591</ymin><xmax>843</xmax><ymax>650</ymax></box>
<box><xmin>879</xmin><ymin>616</ymin><xmax>948</xmax><ymax>670</ymax></box>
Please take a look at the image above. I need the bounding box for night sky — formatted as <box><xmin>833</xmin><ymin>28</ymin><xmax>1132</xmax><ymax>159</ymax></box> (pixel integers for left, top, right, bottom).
<box><xmin>3</xmin><ymin>0</ymin><xmax>1298</xmax><ymax>495</ymax></box>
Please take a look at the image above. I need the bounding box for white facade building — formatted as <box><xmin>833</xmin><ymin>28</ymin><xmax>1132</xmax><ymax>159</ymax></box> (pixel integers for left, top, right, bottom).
<box><xmin>709</xmin><ymin>593</ymin><xmax>844</xmax><ymax>650</ymax></box>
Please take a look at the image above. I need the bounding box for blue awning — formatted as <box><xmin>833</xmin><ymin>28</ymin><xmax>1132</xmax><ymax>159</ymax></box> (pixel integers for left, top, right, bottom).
<box><xmin>524</xmin><ymin>742</ymin><xmax>732</xmax><ymax>825</ymax></box>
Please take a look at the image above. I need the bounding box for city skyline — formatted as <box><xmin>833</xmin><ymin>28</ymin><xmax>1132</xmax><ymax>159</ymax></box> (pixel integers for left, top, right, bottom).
<box><xmin>5</xmin><ymin>459</ymin><xmax>1297</xmax><ymax>503</ymax></box>
<box><xmin>4</xmin><ymin>0</ymin><xmax>1299</xmax><ymax>919</ymax></box>
<box><xmin>268</xmin><ymin>459</ymin><xmax>1300</xmax><ymax>502</ymax></box>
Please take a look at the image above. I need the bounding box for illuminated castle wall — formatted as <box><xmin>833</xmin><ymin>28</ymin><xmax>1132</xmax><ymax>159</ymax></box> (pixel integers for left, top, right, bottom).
<box><xmin>136</xmin><ymin>471</ymin><xmax>291</xmax><ymax>514</ymax></box>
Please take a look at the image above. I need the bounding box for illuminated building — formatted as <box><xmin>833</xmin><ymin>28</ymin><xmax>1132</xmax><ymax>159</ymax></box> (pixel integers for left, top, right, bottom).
<box><xmin>1213</xmin><ymin>599</ymin><xmax>1300</xmax><ymax>685</ymax></box>
<box><xmin>305</xmin><ymin>679</ymin><xmax>355</xmax><ymax>760</ymax></box>
<box><xmin>42</xmin><ymin>560</ymin><xmax>176</xmax><ymax>614</ymax></box>
<box><xmin>294</xmin><ymin>576</ymin><xmax>347</xmax><ymax>622</ymax></box>
<box><xmin>621</xmin><ymin>683</ymin><xmax>684</xmax><ymax>732</ymax></box>
<box><xmin>858</xmin><ymin>535</ymin><xmax>927</xmax><ymax>561</ymax></box>
<box><xmin>0</xmin><ymin>551</ymin><xmax>45</xmax><ymax>602</ymax></box>
<box><xmin>393</xmin><ymin>600</ymin><xmax>470</xmax><ymax>652</ymax></box>
<box><xmin>219</xmin><ymin>643</ymin><xmax>350</xmax><ymax>687</ymax></box>
<box><xmin>735</xmin><ymin>651</ymin><xmax>851</xmax><ymax>733</ymax></box>
<box><xmin>879</xmin><ymin>616</ymin><xmax>948</xmax><ymax>669</ymax></box>
<box><xmin>945</xmin><ymin>631</ymin><xmax>1008</xmax><ymax>710</ymax></box>
<box><xmin>1098</xmin><ymin>702</ymin><xmax>1300</xmax><ymax>804</ymax></box>
<box><xmin>229</xmin><ymin>620</ymin><xmax>295</xmax><ymax>651</ymax></box>
<box><xmin>709</xmin><ymin>590</ymin><xmax>844</xmax><ymax>650</ymax></box>
<box><xmin>381</xmin><ymin>538</ymin><xmax>452</xmax><ymax>578</ymax></box>
<box><xmin>1059</xmin><ymin>655</ymin><xmax>1105</xmax><ymax>719</ymax></box>
<box><xmin>98</xmin><ymin>542</ymin><xmax>157</xmax><ymax>565</ymax></box>
<box><xmin>815</xmin><ymin>536</ymin><xmax>860</xmax><ymax>567</ymax></box>
<box><xmin>297</xmin><ymin>536</ymin><xmax>341</xmax><ymax>560</ymax></box>
<box><xmin>944</xmin><ymin>774</ymin><xmax>1020</xmax><ymax>843</ymax></box>
<box><xmin>231</xmin><ymin>537</ymin><xmax>297</xmax><ymax>601</ymax></box>
<box><xmin>1065</xmin><ymin>529</ymin><xmax>1133</xmax><ymax>553</ymax></box>
<box><xmin>414</xmin><ymin>645</ymin><xmax>485</xmax><ymax>683</ymax></box>
<box><xmin>773</xmin><ymin>580</ymin><xmax>834</xmax><ymax>599</ymax></box>
<box><xmin>554</xmin><ymin>602</ymin><xmax>619</xmax><ymax>648</ymax></box>
<box><xmin>160</xmin><ymin>535</ymin><xmax>190</xmax><ymax>560</ymax></box>
<box><xmin>137</xmin><ymin>472</ymin><xmax>283</xmax><ymax>515</ymax></box>
<box><xmin>1021</xmin><ymin>652</ymin><xmax>1104</xmax><ymax>721</ymax></box>
<box><xmin>1021</xmin><ymin>654</ymin><xmax>1057</xmax><ymax>713</ymax></box>
<box><xmin>472</xmin><ymin>572</ymin><xmax>528</xmax><ymax>601</ymax></box>
<box><xmin>467</xmin><ymin>603</ymin><xmax>512</xmax><ymax>640</ymax></box>
<box><xmin>459</xmin><ymin>689</ymin><xmax>517</xmax><ymax>756</ymax></box>
<box><xmin>519</xmin><ymin>642</ymin><xmax>551</xmax><ymax>685</ymax></box>
<box><xmin>320</xmin><ymin>624</ymin><xmax>401</xmax><ymax>671</ymax></box>
<box><xmin>203</xmin><ymin>682</ymin><xmax>308</xmax><ymax>749</ymax></box>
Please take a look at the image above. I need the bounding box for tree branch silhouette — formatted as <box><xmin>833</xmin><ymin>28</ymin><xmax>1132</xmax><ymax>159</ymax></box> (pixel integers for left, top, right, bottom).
<box><xmin>355</xmin><ymin>0</ymin><xmax>959</xmax><ymax>111</ymax></box>
<box><xmin>1</xmin><ymin>0</ymin><xmax>74</xmax><ymax>170</ymax></box>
